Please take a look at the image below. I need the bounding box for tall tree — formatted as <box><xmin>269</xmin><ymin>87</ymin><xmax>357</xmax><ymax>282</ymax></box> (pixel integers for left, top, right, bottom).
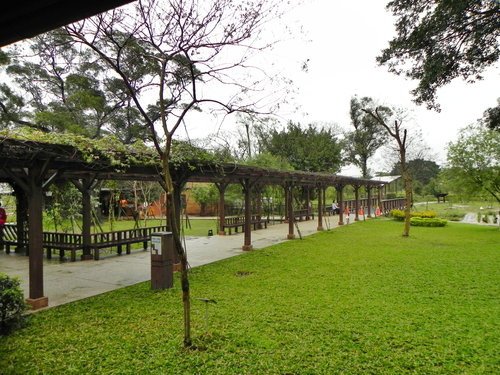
<box><xmin>345</xmin><ymin>96</ymin><xmax>390</xmax><ymax>178</ymax></box>
<box><xmin>364</xmin><ymin>107</ymin><xmax>413</xmax><ymax>237</ymax></box>
<box><xmin>390</xmin><ymin>158</ymin><xmax>440</xmax><ymax>187</ymax></box>
<box><xmin>235</xmin><ymin>114</ymin><xmax>279</xmax><ymax>160</ymax></box>
<box><xmin>261</xmin><ymin>121</ymin><xmax>344</xmax><ymax>172</ymax></box>
<box><xmin>1</xmin><ymin>31</ymin><xmax>147</xmax><ymax>143</ymax></box>
<box><xmin>378</xmin><ymin>0</ymin><xmax>500</xmax><ymax>110</ymax></box>
<box><xmin>63</xmin><ymin>0</ymin><xmax>287</xmax><ymax>347</ymax></box>
<box><xmin>481</xmin><ymin>99</ymin><xmax>500</xmax><ymax>131</ymax></box>
<box><xmin>447</xmin><ymin>124</ymin><xmax>500</xmax><ymax>203</ymax></box>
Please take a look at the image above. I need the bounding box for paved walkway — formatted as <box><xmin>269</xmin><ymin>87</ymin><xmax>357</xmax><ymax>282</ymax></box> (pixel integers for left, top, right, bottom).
<box><xmin>0</xmin><ymin>214</ymin><xmax>357</xmax><ymax>309</ymax></box>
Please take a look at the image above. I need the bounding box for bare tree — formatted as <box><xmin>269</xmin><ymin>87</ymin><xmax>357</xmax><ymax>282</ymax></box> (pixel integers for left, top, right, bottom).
<box><xmin>64</xmin><ymin>0</ymin><xmax>287</xmax><ymax>346</ymax></box>
<box><xmin>363</xmin><ymin>108</ymin><xmax>413</xmax><ymax>237</ymax></box>
<box><xmin>236</xmin><ymin>113</ymin><xmax>280</xmax><ymax>160</ymax></box>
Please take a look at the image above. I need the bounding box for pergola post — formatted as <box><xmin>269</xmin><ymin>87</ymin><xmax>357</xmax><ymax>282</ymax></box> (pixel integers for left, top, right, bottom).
<box><xmin>322</xmin><ymin>188</ymin><xmax>326</xmax><ymax>216</ymax></box>
<box><xmin>255</xmin><ymin>185</ymin><xmax>263</xmax><ymax>229</ymax></box>
<box><xmin>215</xmin><ymin>182</ymin><xmax>228</xmax><ymax>235</ymax></box>
<box><xmin>242</xmin><ymin>178</ymin><xmax>253</xmax><ymax>251</ymax></box>
<box><xmin>81</xmin><ymin>187</ymin><xmax>92</xmax><ymax>260</ymax></box>
<box><xmin>354</xmin><ymin>185</ymin><xmax>360</xmax><ymax>221</ymax></box>
<box><xmin>317</xmin><ymin>185</ymin><xmax>324</xmax><ymax>231</ymax></box>
<box><xmin>283</xmin><ymin>184</ymin><xmax>289</xmax><ymax>223</ymax></box>
<box><xmin>305</xmin><ymin>187</ymin><xmax>311</xmax><ymax>221</ymax></box>
<box><xmin>72</xmin><ymin>177</ymin><xmax>96</xmax><ymax>261</ymax></box>
<box><xmin>367</xmin><ymin>186</ymin><xmax>372</xmax><ymax>218</ymax></box>
<box><xmin>26</xmin><ymin>163</ymin><xmax>48</xmax><ymax>309</ymax></box>
<box><xmin>377</xmin><ymin>186</ymin><xmax>383</xmax><ymax>213</ymax></box>
<box><xmin>13</xmin><ymin>184</ymin><xmax>28</xmax><ymax>254</ymax></box>
<box><xmin>337</xmin><ymin>185</ymin><xmax>344</xmax><ymax>225</ymax></box>
<box><xmin>287</xmin><ymin>183</ymin><xmax>295</xmax><ymax>239</ymax></box>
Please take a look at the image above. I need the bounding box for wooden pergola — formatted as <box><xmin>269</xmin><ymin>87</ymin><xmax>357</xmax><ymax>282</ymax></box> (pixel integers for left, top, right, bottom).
<box><xmin>0</xmin><ymin>0</ymin><xmax>135</xmax><ymax>47</ymax></box>
<box><xmin>0</xmin><ymin>137</ymin><xmax>396</xmax><ymax>308</ymax></box>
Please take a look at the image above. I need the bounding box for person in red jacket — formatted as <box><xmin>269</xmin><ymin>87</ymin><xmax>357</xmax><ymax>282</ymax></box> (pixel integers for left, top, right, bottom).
<box><xmin>343</xmin><ymin>206</ymin><xmax>350</xmax><ymax>224</ymax></box>
<box><xmin>0</xmin><ymin>204</ymin><xmax>6</xmax><ymax>226</ymax></box>
<box><xmin>0</xmin><ymin>203</ymin><xmax>6</xmax><ymax>250</ymax></box>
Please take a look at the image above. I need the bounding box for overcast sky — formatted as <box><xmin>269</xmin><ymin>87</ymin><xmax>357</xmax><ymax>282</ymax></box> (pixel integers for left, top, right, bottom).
<box><xmin>180</xmin><ymin>0</ymin><xmax>499</xmax><ymax>175</ymax></box>
<box><xmin>282</xmin><ymin>0</ymin><xmax>499</xmax><ymax>169</ymax></box>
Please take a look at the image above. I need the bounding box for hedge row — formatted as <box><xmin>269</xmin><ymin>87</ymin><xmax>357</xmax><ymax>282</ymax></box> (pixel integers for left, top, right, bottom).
<box><xmin>390</xmin><ymin>209</ymin><xmax>437</xmax><ymax>220</ymax></box>
<box><xmin>410</xmin><ymin>217</ymin><xmax>448</xmax><ymax>227</ymax></box>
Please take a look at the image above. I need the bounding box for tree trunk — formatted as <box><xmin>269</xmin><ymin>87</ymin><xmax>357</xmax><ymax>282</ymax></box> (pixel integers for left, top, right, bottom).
<box><xmin>245</xmin><ymin>124</ymin><xmax>252</xmax><ymax>159</ymax></box>
<box><xmin>401</xmin><ymin>154</ymin><xmax>412</xmax><ymax>237</ymax></box>
<box><xmin>162</xmin><ymin>153</ymin><xmax>191</xmax><ymax>347</ymax></box>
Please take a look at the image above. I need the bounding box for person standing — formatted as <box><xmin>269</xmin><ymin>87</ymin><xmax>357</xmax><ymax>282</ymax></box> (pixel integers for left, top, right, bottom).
<box><xmin>0</xmin><ymin>202</ymin><xmax>6</xmax><ymax>251</ymax></box>
<box><xmin>343</xmin><ymin>206</ymin><xmax>350</xmax><ymax>224</ymax></box>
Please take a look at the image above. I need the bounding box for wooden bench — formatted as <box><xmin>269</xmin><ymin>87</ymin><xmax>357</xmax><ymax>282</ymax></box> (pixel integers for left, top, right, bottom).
<box><xmin>92</xmin><ymin>225</ymin><xmax>168</xmax><ymax>260</ymax></box>
<box><xmin>1</xmin><ymin>225</ymin><xmax>83</xmax><ymax>261</ymax></box>
<box><xmin>44</xmin><ymin>232</ymin><xmax>83</xmax><ymax>262</ymax></box>
<box><xmin>293</xmin><ymin>209</ymin><xmax>314</xmax><ymax>220</ymax></box>
<box><xmin>222</xmin><ymin>216</ymin><xmax>268</xmax><ymax>235</ymax></box>
<box><xmin>0</xmin><ymin>223</ymin><xmax>21</xmax><ymax>253</ymax></box>
<box><xmin>1</xmin><ymin>223</ymin><xmax>169</xmax><ymax>261</ymax></box>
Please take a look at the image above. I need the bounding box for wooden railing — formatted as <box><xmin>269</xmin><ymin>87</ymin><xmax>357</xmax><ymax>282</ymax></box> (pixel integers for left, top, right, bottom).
<box><xmin>380</xmin><ymin>198</ymin><xmax>406</xmax><ymax>214</ymax></box>
<box><xmin>336</xmin><ymin>198</ymin><xmax>406</xmax><ymax>215</ymax></box>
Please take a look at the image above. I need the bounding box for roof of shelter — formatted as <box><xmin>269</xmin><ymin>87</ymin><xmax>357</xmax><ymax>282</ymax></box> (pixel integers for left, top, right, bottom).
<box><xmin>0</xmin><ymin>137</ymin><xmax>383</xmax><ymax>188</ymax></box>
<box><xmin>0</xmin><ymin>0</ymin><xmax>135</xmax><ymax>47</ymax></box>
<box><xmin>371</xmin><ymin>175</ymin><xmax>401</xmax><ymax>184</ymax></box>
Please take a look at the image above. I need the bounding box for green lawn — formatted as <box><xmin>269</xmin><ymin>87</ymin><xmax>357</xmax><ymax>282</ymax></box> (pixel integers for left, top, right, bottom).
<box><xmin>413</xmin><ymin>200</ymin><xmax>499</xmax><ymax>221</ymax></box>
<box><xmin>41</xmin><ymin>217</ymin><xmax>219</xmax><ymax>237</ymax></box>
<box><xmin>1</xmin><ymin>220</ymin><xmax>499</xmax><ymax>374</ymax></box>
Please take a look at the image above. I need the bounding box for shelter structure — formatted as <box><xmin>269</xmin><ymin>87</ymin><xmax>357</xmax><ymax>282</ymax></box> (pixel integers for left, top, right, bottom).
<box><xmin>1</xmin><ymin>0</ymin><xmax>403</xmax><ymax>308</ymax></box>
<box><xmin>0</xmin><ymin>0</ymin><xmax>135</xmax><ymax>47</ymax></box>
<box><xmin>0</xmin><ymin>137</ymin><xmax>403</xmax><ymax>308</ymax></box>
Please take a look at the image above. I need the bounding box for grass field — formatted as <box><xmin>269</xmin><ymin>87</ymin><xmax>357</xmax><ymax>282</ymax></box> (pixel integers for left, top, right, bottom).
<box><xmin>1</xmin><ymin>220</ymin><xmax>499</xmax><ymax>374</ymax></box>
<box><xmin>40</xmin><ymin>217</ymin><xmax>220</xmax><ymax>237</ymax></box>
<box><xmin>413</xmin><ymin>200</ymin><xmax>499</xmax><ymax>222</ymax></box>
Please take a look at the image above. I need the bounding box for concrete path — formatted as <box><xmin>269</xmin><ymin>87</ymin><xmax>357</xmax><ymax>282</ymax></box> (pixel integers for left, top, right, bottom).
<box><xmin>0</xmin><ymin>214</ymin><xmax>357</xmax><ymax>309</ymax></box>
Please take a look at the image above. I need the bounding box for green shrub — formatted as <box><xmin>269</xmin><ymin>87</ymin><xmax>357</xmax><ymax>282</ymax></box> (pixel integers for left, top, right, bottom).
<box><xmin>390</xmin><ymin>209</ymin><xmax>437</xmax><ymax>221</ymax></box>
<box><xmin>390</xmin><ymin>209</ymin><xmax>405</xmax><ymax>220</ymax></box>
<box><xmin>444</xmin><ymin>213</ymin><xmax>464</xmax><ymax>221</ymax></box>
<box><xmin>410</xmin><ymin>217</ymin><xmax>447</xmax><ymax>227</ymax></box>
<box><xmin>0</xmin><ymin>273</ymin><xmax>28</xmax><ymax>335</ymax></box>
<box><xmin>412</xmin><ymin>210</ymin><xmax>437</xmax><ymax>218</ymax></box>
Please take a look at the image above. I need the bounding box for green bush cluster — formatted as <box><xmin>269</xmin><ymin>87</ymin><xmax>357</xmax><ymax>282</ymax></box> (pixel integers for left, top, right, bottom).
<box><xmin>445</xmin><ymin>213</ymin><xmax>465</xmax><ymax>221</ymax></box>
<box><xmin>414</xmin><ymin>210</ymin><xmax>437</xmax><ymax>218</ymax></box>
<box><xmin>410</xmin><ymin>217</ymin><xmax>447</xmax><ymax>227</ymax></box>
<box><xmin>390</xmin><ymin>209</ymin><xmax>437</xmax><ymax>221</ymax></box>
<box><xmin>390</xmin><ymin>209</ymin><xmax>405</xmax><ymax>220</ymax></box>
<box><xmin>0</xmin><ymin>273</ymin><xmax>27</xmax><ymax>335</ymax></box>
